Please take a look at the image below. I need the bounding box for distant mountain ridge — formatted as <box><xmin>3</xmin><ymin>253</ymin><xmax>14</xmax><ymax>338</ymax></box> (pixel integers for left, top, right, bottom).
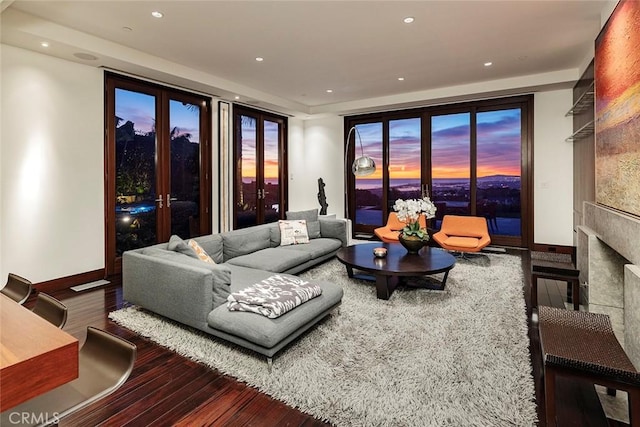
<box><xmin>477</xmin><ymin>174</ymin><xmax>520</xmax><ymax>181</ymax></box>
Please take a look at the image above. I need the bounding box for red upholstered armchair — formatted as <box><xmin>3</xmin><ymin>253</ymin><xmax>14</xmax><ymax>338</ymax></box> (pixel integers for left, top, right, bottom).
<box><xmin>374</xmin><ymin>212</ymin><xmax>427</xmax><ymax>243</ymax></box>
<box><xmin>432</xmin><ymin>215</ymin><xmax>491</xmax><ymax>253</ymax></box>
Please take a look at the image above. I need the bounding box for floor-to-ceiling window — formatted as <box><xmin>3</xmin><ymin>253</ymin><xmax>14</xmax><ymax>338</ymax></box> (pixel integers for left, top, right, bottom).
<box><xmin>476</xmin><ymin>108</ymin><xmax>523</xmax><ymax>239</ymax></box>
<box><xmin>388</xmin><ymin>118</ymin><xmax>422</xmax><ymax>210</ymax></box>
<box><xmin>431</xmin><ymin>112</ymin><xmax>472</xmax><ymax>219</ymax></box>
<box><xmin>353</xmin><ymin>122</ymin><xmax>383</xmax><ymax>226</ymax></box>
<box><xmin>233</xmin><ymin>106</ymin><xmax>287</xmax><ymax>229</ymax></box>
<box><xmin>105</xmin><ymin>73</ymin><xmax>212</xmax><ymax>275</ymax></box>
<box><xmin>346</xmin><ymin>95</ymin><xmax>532</xmax><ymax>248</ymax></box>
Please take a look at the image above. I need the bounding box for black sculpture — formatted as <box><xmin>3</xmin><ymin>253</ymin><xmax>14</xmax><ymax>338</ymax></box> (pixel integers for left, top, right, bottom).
<box><xmin>317</xmin><ymin>178</ymin><xmax>328</xmax><ymax>215</ymax></box>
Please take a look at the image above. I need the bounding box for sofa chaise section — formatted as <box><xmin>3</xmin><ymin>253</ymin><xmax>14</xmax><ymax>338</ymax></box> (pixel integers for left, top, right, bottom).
<box><xmin>208</xmin><ymin>265</ymin><xmax>342</xmax><ymax>359</ymax></box>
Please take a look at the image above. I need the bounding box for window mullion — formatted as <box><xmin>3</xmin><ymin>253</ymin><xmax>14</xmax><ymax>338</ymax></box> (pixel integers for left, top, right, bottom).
<box><xmin>382</xmin><ymin>120</ymin><xmax>390</xmax><ymax>218</ymax></box>
<box><xmin>470</xmin><ymin>108</ymin><xmax>477</xmax><ymax>216</ymax></box>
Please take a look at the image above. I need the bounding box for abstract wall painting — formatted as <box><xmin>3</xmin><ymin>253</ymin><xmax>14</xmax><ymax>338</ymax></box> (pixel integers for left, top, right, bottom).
<box><xmin>595</xmin><ymin>0</ymin><xmax>640</xmax><ymax>217</ymax></box>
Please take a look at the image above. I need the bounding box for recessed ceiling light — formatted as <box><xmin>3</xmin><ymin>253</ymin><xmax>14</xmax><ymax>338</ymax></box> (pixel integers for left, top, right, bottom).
<box><xmin>40</xmin><ymin>42</ymin><xmax>49</xmax><ymax>48</ymax></box>
<box><xmin>74</xmin><ymin>52</ymin><xmax>98</xmax><ymax>61</ymax></box>
<box><xmin>255</xmin><ymin>57</ymin><xmax>264</xmax><ymax>62</ymax></box>
<box><xmin>151</xmin><ymin>11</ymin><xmax>163</xmax><ymax>18</ymax></box>
<box><xmin>326</xmin><ymin>89</ymin><xmax>333</xmax><ymax>93</ymax></box>
<box><xmin>484</xmin><ymin>62</ymin><xmax>493</xmax><ymax>67</ymax></box>
<box><xmin>234</xmin><ymin>96</ymin><xmax>240</xmax><ymax>100</ymax></box>
<box><xmin>398</xmin><ymin>77</ymin><xmax>405</xmax><ymax>81</ymax></box>
<box><xmin>403</xmin><ymin>17</ymin><xmax>415</xmax><ymax>24</ymax></box>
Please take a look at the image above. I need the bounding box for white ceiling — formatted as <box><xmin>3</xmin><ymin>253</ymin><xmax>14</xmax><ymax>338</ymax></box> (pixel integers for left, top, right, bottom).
<box><xmin>1</xmin><ymin>0</ymin><xmax>608</xmax><ymax>116</ymax></box>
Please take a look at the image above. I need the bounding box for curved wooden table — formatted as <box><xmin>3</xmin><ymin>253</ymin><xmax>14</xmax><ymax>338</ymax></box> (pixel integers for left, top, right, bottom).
<box><xmin>336</xmin><ymin>242</ymin><xmax>456</xmax><ymax>300</ymax></box>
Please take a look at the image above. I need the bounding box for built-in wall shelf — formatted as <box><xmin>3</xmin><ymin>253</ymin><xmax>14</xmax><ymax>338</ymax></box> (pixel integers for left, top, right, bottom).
<box><xmin>572</xmin><ymin>59</ymin><xmax>595</xmax><ymax>244</ymax></box>
<box><xmin>565</xmin><ymin>81</ymin><xmax>595</xmax><ymax>116</ymax></box>
<box><xmin>565</xmin><ymin>120</ymin><xmax>595</xmax><ymax>142</ymax></box>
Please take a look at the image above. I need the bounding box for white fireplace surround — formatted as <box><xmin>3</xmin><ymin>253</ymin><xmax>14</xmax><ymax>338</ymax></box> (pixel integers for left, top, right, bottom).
<box><xmin>577</xmin><ymin>202</ymin><xmax>640</xmax><ymax>369</ymax></box>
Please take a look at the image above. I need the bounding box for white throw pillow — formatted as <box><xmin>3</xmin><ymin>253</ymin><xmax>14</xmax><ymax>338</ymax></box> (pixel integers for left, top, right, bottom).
<box><xmin>279</xmin><ymin>220</ymin><xmax>310</xmax><ymax>245</ymax></box>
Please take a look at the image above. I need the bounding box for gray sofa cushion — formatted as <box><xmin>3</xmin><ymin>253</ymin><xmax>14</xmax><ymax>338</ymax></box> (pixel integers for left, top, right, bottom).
<box><xmin>319</xmin><ymin>218</ymin><xmax>348</xmax><ymax>246</ymax></box>
<box><xmin>207</xmin><ymin>280</ymin><xmax>343</xmax><ymax>349</ymax></box>
<box><xmin>193</xmin><ymin>234</ymin><xmax>224</xmax><ymax>264</ymax></box>
<box><xmin>279</xmin><ymin>238</ymin><xmax>342</xmax><ymax>259</ymax></box>
<box><xmin>286</xmin><ymin>209</ymin><xmax>320</xmax><ymax>239</ymax></box>
<box><xmin>221</xmin><ymin>226</ymin><xmax>271</xmax><ymax>261</ymax></box>
<box><xmin>267</xmin><ymin>222</ymin><xmax>281</xmax><ymax>247</ymax></box>
<box><xmin>224</xmin><ymin>264</ymin><xmax>283</xmax><ymax>291</ymax></box>
<box><xmin>226</xmin><ymin>247</ymin><xmax>312</xmax><ymax>272</ymax></box>
<box><xmin>167</xmin><ymin>235</ymin><xmax>198</xmax><ymax>258</ymax></box>
<box><xmin>139</xmin><ymin>247</ymin><xmax>232</xmax><ymax>307</ymax></box>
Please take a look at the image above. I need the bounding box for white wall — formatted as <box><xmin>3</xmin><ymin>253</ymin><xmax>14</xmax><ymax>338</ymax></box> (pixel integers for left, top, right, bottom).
<box><xmin>288</xmin><ymin>115</ymin><xmax>343</xmax><ymax>216</ymax></box>
<box><xmin>1</xmin><ymin>44</ymin><xmax>104</xmax><ymax>282</ymax></box>
<box><xmin>533</xmin><ymin>90</ymin><xmax>574</xmax><ymax>246</ymax></box>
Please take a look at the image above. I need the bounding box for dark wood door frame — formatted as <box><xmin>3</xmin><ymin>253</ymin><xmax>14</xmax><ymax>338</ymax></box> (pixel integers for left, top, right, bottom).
<box><xmin>104</xmin><ymin>72</ymin><xmax>211</xmax><ymax>276</ymax></box>
<box><xmin>232</xmin><ymin>105</ymin><xmax>287</xmax><ymax>229</ymax></box>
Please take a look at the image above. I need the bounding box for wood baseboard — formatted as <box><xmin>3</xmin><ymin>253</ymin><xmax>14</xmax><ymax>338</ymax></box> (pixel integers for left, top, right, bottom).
<box><xmin>34</xmin><ymin>269</ymin><xmax>105</xmax><ymax>293</ymax></box>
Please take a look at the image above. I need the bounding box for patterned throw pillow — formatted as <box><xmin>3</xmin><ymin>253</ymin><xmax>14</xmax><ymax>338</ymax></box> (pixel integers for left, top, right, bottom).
<box><xmin>188</xmin><ymin>239</ymin><xmax>216</xmax><ymax>264</ymax></box>
<box><xmin>278</xmin><ymin>220</ymin><xmax>310</xmax><ymax>245</ymax></box>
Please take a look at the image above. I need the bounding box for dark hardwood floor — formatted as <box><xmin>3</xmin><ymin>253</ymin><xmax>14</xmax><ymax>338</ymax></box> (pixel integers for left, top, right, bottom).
<box><xmin>19</xmin><ymin>250</ymin><xmax>627</xmax><ymax>426</ymax></box>
<box><xmin>21</xmin><ymin>284</ymin><xmax>327</xmax><ymax>427</ymax></box>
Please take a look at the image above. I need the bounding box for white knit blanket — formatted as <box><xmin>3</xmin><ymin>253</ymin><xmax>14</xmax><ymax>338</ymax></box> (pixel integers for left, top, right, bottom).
<box><xmin>226</xmin><ymin>275</ymin><xmax>322</xmax><ymax>319</ymax></box>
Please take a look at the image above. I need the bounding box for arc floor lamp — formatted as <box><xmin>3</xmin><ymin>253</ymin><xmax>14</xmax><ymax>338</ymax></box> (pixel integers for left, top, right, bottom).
<box><xmin>345</xmin><ymin>125</ymin><xmax>376</xmax><ymax>221</ymax></box>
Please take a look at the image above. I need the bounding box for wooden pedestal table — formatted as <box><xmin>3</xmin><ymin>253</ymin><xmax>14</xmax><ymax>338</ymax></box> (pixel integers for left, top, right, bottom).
<box><xmin>336</xmin><ymin>242</ymin><xmax>456</xmax><ymax>300</ymax></box>
<box><xmin>0</xmin><ymin>294</ymin><xmax>79</xmax><ymax>412</ymax></box>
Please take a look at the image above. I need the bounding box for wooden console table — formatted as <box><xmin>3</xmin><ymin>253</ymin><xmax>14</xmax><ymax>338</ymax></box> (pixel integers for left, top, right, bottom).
<box><xmin>0</xmin><ymin>293</ymin><xmax>79</xmax><ymax>411</ymax></box>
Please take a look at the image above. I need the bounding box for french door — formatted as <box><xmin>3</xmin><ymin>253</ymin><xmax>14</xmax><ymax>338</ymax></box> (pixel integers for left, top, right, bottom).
<box><xmin>233</xmin><ymin>106</ymin><xmax>287</xmax><ymax>229</ymax></box>
<box><xmin>105</xmin><ymin>73</ymin><xmax>211</xmax><ymax>275</ymax></box>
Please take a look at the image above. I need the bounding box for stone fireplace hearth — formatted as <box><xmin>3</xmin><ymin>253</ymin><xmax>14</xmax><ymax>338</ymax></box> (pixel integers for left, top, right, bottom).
<box><xmin>577</xmin><ymin>202</ymin><xmax>640</xmax><ymax>369</ymax></box>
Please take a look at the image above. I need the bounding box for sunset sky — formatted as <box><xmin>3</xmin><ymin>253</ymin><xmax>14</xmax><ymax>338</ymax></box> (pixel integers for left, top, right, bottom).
<box><xmin>240</xmin><ymin>117</ymin><xmax>280</xmax><ymax>182</ymax></box>
<box><xmin>116</xmin><ymin>88</ymin><xmax>201</xmax><ymax>142</ymax></box>
<box><xmin>355</xmin><ymin>108</ymin><xmax>522</xmax><ymax>181</ymax></box>
<box><xmin>117</xmin><ymin>88</ymin><xmax>521</xmax><ymax>183</ymax></box>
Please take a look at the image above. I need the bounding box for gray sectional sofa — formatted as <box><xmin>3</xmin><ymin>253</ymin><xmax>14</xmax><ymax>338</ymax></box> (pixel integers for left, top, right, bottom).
<box><xmin>122</xmin><ymin>213</ymin><xmax>346</xmax><ymax>364</ymax></box>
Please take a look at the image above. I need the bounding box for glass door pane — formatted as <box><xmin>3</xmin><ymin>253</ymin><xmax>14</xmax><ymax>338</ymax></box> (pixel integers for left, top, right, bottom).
<box><xmin>477</xmin><ymin>109</ymin><xmax>522</xmax><ymax>236</ymax></box>
<box><xmin>169</xmin><ymin>99</ymin><xmax>201</xmax><ymax>239</ymax></box>
<box><xmin>388</xmin><ymin>118</ymin><xmax>421</xmax><ymax>210</ymax></box>
<box><xmin>431</xmin><ymin>113</ymin><xmax>471</xmax><ymax>226</ymax></box>
<box><xmin>263</xmin><ymin>120</ymin><xmax>280</xmax><ymax>224</ymax></box>
<box><xmin>354</xmin><ymin>122</ymin><xmax>383</xmax><ymax>226</ymax></box>
<box><xmin>238</xmin><ymin>115</ymin><xmax>258</xmax><ymax>228</ymax></box>
<box><xmin>114</xmin><ymin>88</ymin><xmax>157</xmax><ymax>256</ymax></box>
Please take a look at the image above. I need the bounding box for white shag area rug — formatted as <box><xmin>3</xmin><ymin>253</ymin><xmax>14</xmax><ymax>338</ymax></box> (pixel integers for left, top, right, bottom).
<box><xmin>109</xmin><ymin>254</ymin><xmax>537</xmax><ymax>426</ymax></box>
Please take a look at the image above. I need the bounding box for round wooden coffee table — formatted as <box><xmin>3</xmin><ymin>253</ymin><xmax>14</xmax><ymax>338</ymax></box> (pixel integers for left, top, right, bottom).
<box><xmin>336</xmin><ymin>242</ymin><xmax>456</xmax><ymax>300</ymax></box>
